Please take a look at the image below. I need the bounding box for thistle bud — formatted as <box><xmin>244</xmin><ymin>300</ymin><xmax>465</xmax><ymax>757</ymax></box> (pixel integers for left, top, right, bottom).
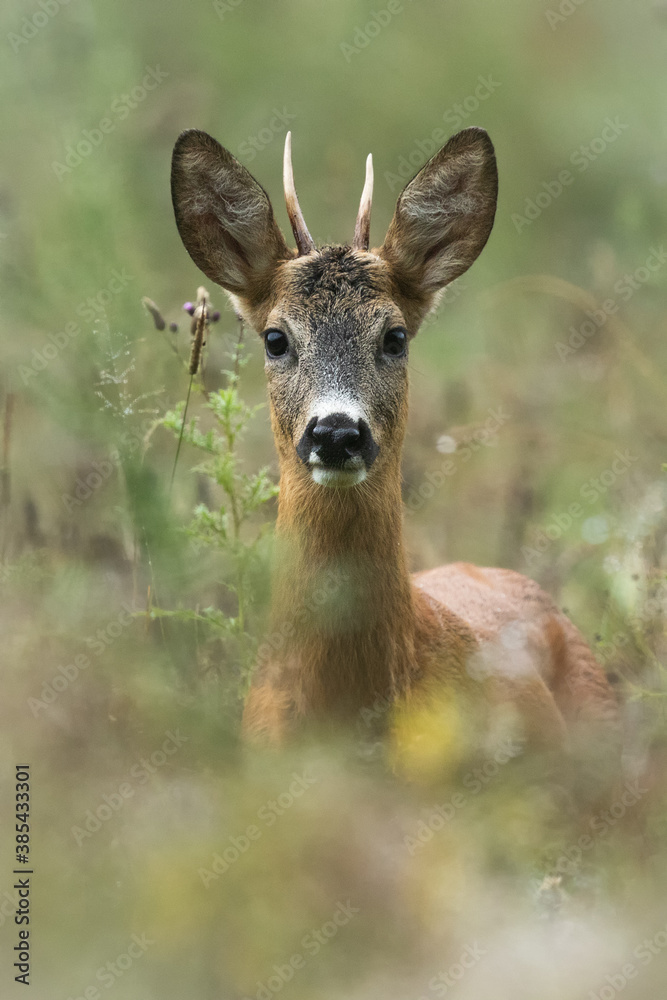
<box><xmin>142</xmin><ymin>297</ymin><xmax>166</xmax><ymax>331</ymax></box>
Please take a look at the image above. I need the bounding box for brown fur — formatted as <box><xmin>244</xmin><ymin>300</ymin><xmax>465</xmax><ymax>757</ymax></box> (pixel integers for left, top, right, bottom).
<box><xmin>171</xmin><ymin>126</ymin><xmax>619</xmax><ymax>764</ymax></box>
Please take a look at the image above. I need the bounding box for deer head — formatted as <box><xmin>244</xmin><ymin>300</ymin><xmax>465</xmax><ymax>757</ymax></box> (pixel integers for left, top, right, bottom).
<box><xmin>171</xmin><ymin>127</ymin><xmax>497</xmax><ymax>492</ymax></box>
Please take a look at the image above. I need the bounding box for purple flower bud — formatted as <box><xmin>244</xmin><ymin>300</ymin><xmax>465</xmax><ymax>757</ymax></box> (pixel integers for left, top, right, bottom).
<box><xmin>183</xmin><ymin>301</ymin><xmax>195</xmax><ymax>315</ymax></box>
<box><xmin>211</xmin><ymin>310</ymin><xmax>221</xmax><ymax>322</ymax></box>
<box><xmin>169</xmin><ymin>322</ymin><xmax>179</xmax><ymax>332</ymax></box>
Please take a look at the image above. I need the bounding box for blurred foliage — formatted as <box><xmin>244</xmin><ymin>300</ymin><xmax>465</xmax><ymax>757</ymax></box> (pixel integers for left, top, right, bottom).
<box><xmin>153</xmin><ymin>319</ymin><xmax>277</xmax><ymax>693</ymax></box>
<box><xmin>1</xmin><ymin>0</ymin><xmax>667</xmax><ymax>997</ymax></box>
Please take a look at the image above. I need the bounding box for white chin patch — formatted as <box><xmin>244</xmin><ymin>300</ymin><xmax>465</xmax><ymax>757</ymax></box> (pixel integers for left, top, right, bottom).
<box><xmin>311</xmin><ymin>467</ymin><xmax>367</xmax><ymax>488</ymax></box>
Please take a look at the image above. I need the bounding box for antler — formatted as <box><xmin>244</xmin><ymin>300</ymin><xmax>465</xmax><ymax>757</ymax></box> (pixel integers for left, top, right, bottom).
<box><xmin>283</xmin><ymin>132</ymin><xmax>315</xmax><ymax>256</ymax></box>
<box><xmin>353</xmin><ymin>153</ymin><xmax>373</xmax><ymax>251</ymax></box>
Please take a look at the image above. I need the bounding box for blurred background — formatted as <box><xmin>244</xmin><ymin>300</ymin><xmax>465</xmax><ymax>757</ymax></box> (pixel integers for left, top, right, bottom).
<box><xmin>1</xmin><ymin>0</ymin><xmax>667</xmax><ymax>997</ymax></box>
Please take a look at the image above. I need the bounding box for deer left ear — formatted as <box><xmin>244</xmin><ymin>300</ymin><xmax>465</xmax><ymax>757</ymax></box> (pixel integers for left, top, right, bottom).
<box><xmin>171</xmin><ymin>129</ymin><xmax>292</xmax><ymax>309</ymax></box>
<box><xmin>378</xmin><ymin>127</ymin><xmax>497</xmax><ymax>309</ymax></box>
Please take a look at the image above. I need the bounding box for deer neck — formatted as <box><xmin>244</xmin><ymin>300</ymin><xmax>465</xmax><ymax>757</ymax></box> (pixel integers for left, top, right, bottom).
<box><xmin>269</xmin><ymin>456</ymin><xmax>418</xmax><ymax>718</ymax></box>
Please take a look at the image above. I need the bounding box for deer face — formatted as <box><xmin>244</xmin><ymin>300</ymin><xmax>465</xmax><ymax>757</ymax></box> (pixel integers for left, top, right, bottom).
<box><xmin>171</xmin><ymin>127</ymin><xmax>497</xmax><ymax>488</ymax></box>
<box><xmin>259</xmin><ymin>246</ymin><xmax>410</xmax><ymax>487</ymax></box>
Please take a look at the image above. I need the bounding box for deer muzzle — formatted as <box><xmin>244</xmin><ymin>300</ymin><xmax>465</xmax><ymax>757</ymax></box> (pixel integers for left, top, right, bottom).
<box><xmin>296</xmin><ymin>411</ymin><xmax>379</xmax><ymax>487</ymax></box>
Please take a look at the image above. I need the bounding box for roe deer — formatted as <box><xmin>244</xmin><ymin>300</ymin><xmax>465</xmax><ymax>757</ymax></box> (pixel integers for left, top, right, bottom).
<box><xmin>171</xmin><ymin>126</ymin><xmax>619</xmax><ymax>764</ymax></box>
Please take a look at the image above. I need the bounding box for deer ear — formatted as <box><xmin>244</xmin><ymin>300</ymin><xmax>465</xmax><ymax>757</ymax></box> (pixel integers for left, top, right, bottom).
<box><xmin>378</xmin><ymin>127</ymin><xmax>497</xmax><ymax>307</ymax></box>
<box><xmin>171</xmin><ymin>129</ymin><xmax>292</xmax><ymax>307</ymax></box>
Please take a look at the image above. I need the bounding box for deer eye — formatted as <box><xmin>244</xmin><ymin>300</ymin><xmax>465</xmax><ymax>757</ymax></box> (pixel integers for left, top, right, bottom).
<box><xmin>264</xmin><ymin>329</ymin><xmax>289</xmax><ymax>359</ymax></box>
<box><xmin>382</xmin><ymin>328</ymin><xmax>407</xmax><ymax>358</ymax></box>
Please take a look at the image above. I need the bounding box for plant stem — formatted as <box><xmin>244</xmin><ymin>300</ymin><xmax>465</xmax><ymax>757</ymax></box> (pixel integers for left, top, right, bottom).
<box><xmin>170</xmin><ymin>372</ymin><xmax>194</xmax><ymax>493</ymax></box>
<box><xmin>232</xmin><ymin>315</ymin><xmax>244</xmax><ymax>382</ymax></box>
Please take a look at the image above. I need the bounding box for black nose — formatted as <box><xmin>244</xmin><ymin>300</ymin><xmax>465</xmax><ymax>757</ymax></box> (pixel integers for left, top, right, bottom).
<box><xmin>309</xmin><ymin>413</ymin><xmax>362</xmax><ymax>467</ymax></box>
<box><xmin>312</xmin><ymin>417</ymin><xmax>360</xmax><ymax>460</ymax></box>
<box><xmin>296</xmin><ymin>412</ymin><xmax>378</xmax><ymax>470</ymax></box>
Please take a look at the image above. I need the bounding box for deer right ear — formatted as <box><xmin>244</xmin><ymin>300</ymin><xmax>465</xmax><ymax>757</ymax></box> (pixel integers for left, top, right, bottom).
<box><xmin>171</xmin><ymin>129</ymin><xmax>292</xmax><ymax>308</ymax></box>
<box><xmin>378</xmin><ymin>127</ymin><xmax>498</xmax><ymax>315</ymax></box>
